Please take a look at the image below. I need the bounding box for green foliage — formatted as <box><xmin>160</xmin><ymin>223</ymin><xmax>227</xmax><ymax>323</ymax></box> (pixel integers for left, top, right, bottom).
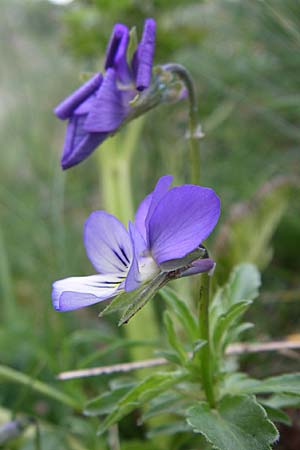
<box><xmin>85</xmin><ymin>264</ymin><xmax>300</xmax><ymax>448</ymax></box>
<box><xmin>223</xmin><ymin>372</ymin><xmax>300</xmax><ymax>397</ymax></box>
<box><xmin>160</xmin><ymin>287</ymin><xmax>198</xmax><ymax>341</ymax></box>
<box><xmin>186</xmin><ymin>395</ymin><xmax>278</xmax><ymax>450</ymax></box>
<box><xmin>214</xmin><ymin>177</ymin><xmax>300</xmax><ymax>283</ymax></box>
<box><xmin>93</xmin><ymin>371</ymin><xmax>186</xmax><ymax>435</ymax></box>
<box><xmin>2</xmin><ymin>0</ymin><xmax>300</xmax><ymax>448</ymax></box>
<box><xmin>210</xmin><ymin>264</ymin><xmax>260</xmax><ymax>360</ymax></box>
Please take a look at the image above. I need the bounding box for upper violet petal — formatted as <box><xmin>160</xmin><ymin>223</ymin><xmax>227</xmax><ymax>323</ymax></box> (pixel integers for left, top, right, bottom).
<box><xmin>149</xmin><ymin>185</ymin><xmax>221</xmax><ymax>264</ymax></box>
<box><xmin>134</xmin><ymin>193</ymin><xmax>152</xmax><ymax>242</ymax></box>
<box><xmin>84</xmin><ymin>211</ymin><xmax>133</xmax><ymax>274</ymax></box>
<box><xmin>54</xmin><ymin>73</ymin><xmax>103</xmax><ymax>120</ymax></box>
<box><xmin>134</xmin><ymin>18</ymin><xmax>156</xmax><ymax>91</ymax></box>
<box><xmin>84</xmin><ymin>69</ymin><xmax>131</xmax><ymax>133</ymax></box>
<box><xmin>105</xmin><ymin>24</ymin><xmax>131</xmax><ymax>84</ymax></box>
<box><xmin>52</xmin><ymin>273</ymin><xmax>121</xmax><ymax>311</ymax></box>
<box><xmin>144</xmin><ymin>175</ymin><xmax>173</xmax><ymax>241</ymax></box>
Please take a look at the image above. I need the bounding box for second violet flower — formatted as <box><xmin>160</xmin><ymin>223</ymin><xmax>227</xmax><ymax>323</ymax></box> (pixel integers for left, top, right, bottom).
<box><xmin>52</xmin><ymin>175</ymin><xmax>220</xmax><ymax>312</ymax></box>
<box><xmin>54</xmin><ymin>19</ymin><xmax>156</xmax><ymax>169</ymax></box>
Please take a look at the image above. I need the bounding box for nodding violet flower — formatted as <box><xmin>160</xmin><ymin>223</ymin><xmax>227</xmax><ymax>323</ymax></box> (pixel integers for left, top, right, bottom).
<box><xmin>54</xmin><ymin>19</ymin><xmax>156</xmax><ymax>169</ymax></box>
<box><xmin>52</xmin><ymin>175</ymin><xmax>221</xmax><ymax>312</ymax></box>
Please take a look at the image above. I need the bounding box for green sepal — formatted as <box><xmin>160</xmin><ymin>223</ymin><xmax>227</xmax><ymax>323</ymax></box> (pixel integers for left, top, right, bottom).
<box><xmin>119</xmin><ymin>273</ymin><xmax>168</xmax><ymax>325</ymax></box>
<box><xmin>99</xmin><ymin>272</ymin><xmax>167</xmax><ymax>324</ymax></box>
<box><xmin>159</xmin><ymin>247</ymin><xmax>206</xmax><ymax>272</ymax></box>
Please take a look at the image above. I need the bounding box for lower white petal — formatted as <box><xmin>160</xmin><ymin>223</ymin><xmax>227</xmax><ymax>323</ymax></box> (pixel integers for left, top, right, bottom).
<box><xmin>52</xmin><ymin>273</ymin><xmax>125</xmax><ymax>312</ymax></box>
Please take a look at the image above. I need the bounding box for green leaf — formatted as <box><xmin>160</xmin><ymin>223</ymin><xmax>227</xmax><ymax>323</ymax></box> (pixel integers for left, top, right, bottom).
<box><xmin>187</xmin><ymin>395</ymin><xmax>278</xmax><ymax>450</ymax></box>
<box><xmin>84</xmin><ymin>382</ymin><xmax>136</xmax><ymax>416</ymax></box>
<box><xmin>210</xmin><ymin>264</ymin><xmax>260</xmax><ymax>357</ymax></box>
<box><xmin>242</xmin><ymin>373</ymin><xmax>300</xmax><ymax>396</ymax></box>
<box><xmin>192</xmin><ymin>339</ymin><xmax>207</xmax><ymax>355</ymax></box>
<box><xmin>147</xmin><ymin>421</ymin><xmax>191</xmax><ymax>438</ymax></box>
<box><xmin>160</xmin><ymin>287</ymin><xmax>198</xmax><ymax>340</ymax></box>
<box><xmin>155</xmin><ymin>350</ymin><xmax>183</xmax><ymax>365</ymax></box>
<box><xmin>260</xmin><ymin>404</ymin><xmax>291</xmax><ymax>426</ymax></box>
<box><xmin>212</xmin><ymin>301</ymin><xmax>252</xmax><ymax>352</ymax></box>
<box><xmin>211</xmin><ymin>264</ymin><xmax>260</xmax><ymax>321</ymax></box>
<box><xmin>141</xmin><ymin>391</ymin><xmax>185</xmax><ymax>421</ymax></box>
<box><xmin>227</xmin><ymin>322</ymin><xmax>254</xmax><ymax>343</ymax></box>
<box><xmin>263</xmin><ymin>393</ymin><xmax>300</xmax><ymax>409</ymax></box>
<box><xmin>223</xmin><ymin>372</ymin><xmax>300</xmax><ymax>397</ymax></box>
<box><xmin>0</xmin><ymin>364</ymin><xmax>80</xmax><ymax>410</ymax></box>
<box><xmin>97</xmin><ymin>371</ymin><xmax>185</xmax><ymax>435</ymax></box>
<box><xmin>163</xmin><ymin>311</ymin><xmax>187</xmax><ymax>364</ymax></box>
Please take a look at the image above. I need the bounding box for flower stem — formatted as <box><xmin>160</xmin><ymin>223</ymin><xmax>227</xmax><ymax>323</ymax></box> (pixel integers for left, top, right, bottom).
<box><xmin>163</xmin><ymin>63</ymin><xmax>203</xmax><ymax>184</ymax></box>
<box><xmin>198</xmin><ymin>272</ymin><xmax>215</xmax><ymax>408</ymax></box>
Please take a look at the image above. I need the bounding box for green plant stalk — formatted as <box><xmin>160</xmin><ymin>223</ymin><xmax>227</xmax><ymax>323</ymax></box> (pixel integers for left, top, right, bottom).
<box><xmin>198</xmin><ymin>273</ymin><xmax>215</xmax><ymax>408</ymax></box>
<box><xmin>163</xmin><ymin>64</ymin><xmax>202</xmax><ymax>184</ymax></box>
<box><xmin>97</xmin><ymin>118</ymin><xmax>159</xmax><ymax>361</ymax></box>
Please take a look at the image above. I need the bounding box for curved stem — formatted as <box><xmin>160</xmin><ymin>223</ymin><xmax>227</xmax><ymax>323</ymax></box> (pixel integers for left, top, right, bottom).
<box><xmin>163</xmin><ymin>63</ymin><xmax>203</xmax><ymax>184</ymax></box>
<box><xmin>198</xmin><ymin>272</ymin><xmax>215</xmax><ymax>407</ymax></box>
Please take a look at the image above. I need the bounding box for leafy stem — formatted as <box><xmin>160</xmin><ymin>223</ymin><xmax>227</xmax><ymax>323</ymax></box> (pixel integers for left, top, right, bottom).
<box><xmin>198</xmin><ymin>272</ymin><xmax>216</xmax><ymax>408</ymax></box>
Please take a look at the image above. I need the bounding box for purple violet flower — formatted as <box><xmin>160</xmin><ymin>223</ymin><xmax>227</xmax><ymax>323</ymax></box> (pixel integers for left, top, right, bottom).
<box><xmin>52</xmin><ymin>175</ymin><xmax>221</xmax><ymax>312</ymax></box>
<box><xmin>54</xmin><ymin>19</ymin><xmax>156</xmax><ymax>170</ymax></box>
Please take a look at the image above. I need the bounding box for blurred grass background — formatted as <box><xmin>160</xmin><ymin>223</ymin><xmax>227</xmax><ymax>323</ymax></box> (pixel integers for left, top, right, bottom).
<box><xmin>0</xmin><ymin>0</ymin><xmax>300</xmax><ymax>448</ymax></box>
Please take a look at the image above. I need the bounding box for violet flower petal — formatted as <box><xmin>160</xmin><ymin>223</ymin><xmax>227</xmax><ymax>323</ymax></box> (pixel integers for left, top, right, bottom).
<box><xmin>61</xmin><ymin>115</ymin><xmax>107</xmax><ymax>170</ymax></box>
<box><xmin>84</xmin><ymin>68</ymin><xmax>131</xmax><ymax>133</ymax></box>
<box><xmin>135</xmin><ymin>175</ymin><xmax>173</xmax><ymax>244</ymax></box>
<box><xmin>125</xmin><ymin>222</ymin><xmax>147</xmax><ymax>292</ymax></box>
<box><xmin>133</xmin><ymin>18</ymin><xmax>156</xmax><ymax>91</ymax></box>
<box><xmin>52</xmin><ymin>273</ymin><xmax>122</xmax><ymax>311</ymax></box>
<box><xmin>84</xmin><ymin>211</ymin><xmax>133</xmax><ymax>274</ymax></box>
<box><xmin>149</xmin><ymin>185</ymin><xmax>221</xmax><ymax>264</ymax></box>
<box><xmin>134</xmin><ymin>193</ymin><xmax>152</xmax><ymax>242</ymax></box>
<box><xmin>105</xmin><ymin>24</ymin><xmax>131</xmax><ymax>84</ymax></box>
<box><xmin>144</xmin><ymin>175</ymin><xmax>173</xmax><ymax>242</ymax></box>
<box><xmin>181</xmin><ymin>258</ymin><xmax>215</xmax><ymax>277</ymax></box>
<box><xmin>54</xmin><ymin>73</ymin><xmax>103</xmax><ymax>120</ymax></box>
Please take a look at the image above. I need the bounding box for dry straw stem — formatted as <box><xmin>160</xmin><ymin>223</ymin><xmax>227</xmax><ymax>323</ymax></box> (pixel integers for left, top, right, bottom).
<box><xmin>57</xmin><ymin>340</ymin><xmax>300</xmax><ymax>381</ymax></box>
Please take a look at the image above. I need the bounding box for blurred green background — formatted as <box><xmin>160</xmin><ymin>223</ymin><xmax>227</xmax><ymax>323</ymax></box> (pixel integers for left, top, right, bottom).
<box><xmin>1</xmin><ymin>0</ymin><xmax>300</xmax><ymax>448</ymax></box>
